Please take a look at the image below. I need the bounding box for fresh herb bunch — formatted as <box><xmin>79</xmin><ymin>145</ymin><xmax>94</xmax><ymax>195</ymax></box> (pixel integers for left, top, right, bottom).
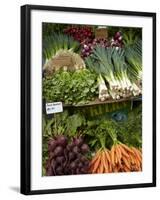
<box><xmin>43</xmin><ymin>69</ymin><xmax>98</xmax><ymax>105</ymax></box>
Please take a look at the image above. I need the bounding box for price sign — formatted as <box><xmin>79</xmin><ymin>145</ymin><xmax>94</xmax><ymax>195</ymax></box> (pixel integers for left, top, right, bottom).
<box><xmin>46</xmin><ymin>102</ymin><xmax>63</xmax><ymax>114</ymax></box>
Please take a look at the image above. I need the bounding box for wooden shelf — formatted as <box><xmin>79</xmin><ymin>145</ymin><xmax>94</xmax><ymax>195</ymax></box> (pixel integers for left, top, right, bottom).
<box><xmin>62</xmin><ymin>96</ymin><xmax>142</xmax><ymax>108</ymax></box>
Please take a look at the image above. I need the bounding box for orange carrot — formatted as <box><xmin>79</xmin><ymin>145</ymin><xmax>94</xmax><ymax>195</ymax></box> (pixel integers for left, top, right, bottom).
<box><xmin>118</xmin><ymin>145</ymin><xmax>129</xmax><ymax>158</ymax></box>
<box><xmin>122</xmin><ymin>156</ymin><xmax>131</xmax><ymax>169</ymax></box>
<box><xmin>92</xmin><ymin>153</ymin><xmax>101</xmax><ymax>173</ymax></box>
<box><xmin>111</xmin><ymin>146</ymin><xmax>115</xmax><ymax>166</ymax></box>
<box><xmin>120</xmin><ymin>143</ymin><xmax>134</xmax><ymax>154</ymax></box>
<box><xmin>102</xmin><ymin>151</ymin><xmax>108</xmax><ymax>173</ymax></box>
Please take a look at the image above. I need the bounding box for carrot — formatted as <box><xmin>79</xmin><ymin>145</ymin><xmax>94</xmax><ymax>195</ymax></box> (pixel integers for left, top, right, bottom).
<box><xmin>92</xmin><ymin>153</ymin><xmax>101</xmax><ymax>173</ymax></box>
<box><xmin>113</xmin><ymin>165</ymin><xmax>118</xmax><ymax>172</ymax></box>
<box><xmin>97</xmin><ymin>167</ymin><xmax>101</xmax><ymax>173</ymax></box>
<box><xmin>120</xmin><ymin>143</ymin><xmax>134</xmax><ymax>154</ymax></box>
<box><xmin>131</xmin><ymin>147</ymin><xmax>142</xmax><ymax>162</ymax></box>
<box><xmin>122</xmin><ymin>156</ymin><xmax>131</xmax><ymax>169</ymax></box>
<box><xmin>90</xmin><ymin>151</ymin><xmax>101</xmax><ymax>166</ymax></box>
<box><xmin>123</xmin><ymin>165</ymin><xmax>130</xmax><ymax>172</ymax></box>
<box><xmin>130</xmin><ymin>154</ymin><xmax>136</xmax><ymax>165</ymax></box>
<box><xmin>118</xmin><ymin>145</ymin><xmax>129</xmax><ymax>158</ymax></box>
<box><xmin>99</xmin><ymin>159</ymin><xmax>104</xmax><ymax>173</ymax></box>
<box><xmin>115</xmin><ymin>145</ymin><xmax>121</xmax><ymax>164</ymax></box>
<box><xmin>111</xmin><ymin>146</ymin><xmax>115</xmax><ymax>166</ymax></box>
<box><xmin>114</xmin><ymin>151</ymin><xmax>119</xmax><ymax>165</ymax></box>
<box><xmin>105</xmin><ymin>149</ymin><xmax>111</xmax><ymax>163</ymax></box>
<box><xmin>102</xmin><ymin>151</ymin><xmax>109</xmax><ymax>173</ymax></box>
<box><xmin>116</xmin><ymin>145</ymin><xmax>122</xmax><ymax>160</ymax></box>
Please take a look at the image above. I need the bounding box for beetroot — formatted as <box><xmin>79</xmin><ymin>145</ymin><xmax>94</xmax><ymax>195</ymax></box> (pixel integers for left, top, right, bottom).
<box><xmin>46</xmin><ymin>135</ymin><xmax>90</xmax><ymax>176</ymax></box>
<box><xmin>48</xmin><ymin>139</ymin><xmax>57</xmax><ymax>151</ymax></box>
<box><xmin>72</xmin><ymin>146</ymin><xmax>80</xmax><ymax>154</ymax></box>
<box><xmin>56</xmin><ymin>135</ymin><xmax>67</xmax><ymax>147</ymax></box>
<box><xmin>53</xmin><ymin>146</ymin><xmax>64</xmax><ymax>157</ymax></box>
<box><xmin>46</xmin><ymin>167</ymin><xmax>53</xmax><ymax>176</ymax></box>
<box><xmin>70</xmin><ymin>161</ymin><xmax>76</xmax><ymax>170</ymax></box>
<box><xmin>73</xmin><ymin>137</ymin><xmax>83</xmax><ymax>147</ymax></box>
<box><xmin>81</xmin><ymin>144</ymin><xmax>89</xmax><ymax>153</ymax></box>
<box><xmin>56</xmin><ymin>156</ymin><xmax>65</xmax><ymax>164</ymax></box>
<box><xmin>68</xmin><ymin>152</ymin><xmax>75</xmax><ymax>161</ymax></box>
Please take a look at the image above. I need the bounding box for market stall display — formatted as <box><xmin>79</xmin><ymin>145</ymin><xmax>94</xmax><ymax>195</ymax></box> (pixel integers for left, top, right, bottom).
<box><xmin>42</xmin><ymin>23</ymin><xmax>142</xmax><ymax>176</ymax></box>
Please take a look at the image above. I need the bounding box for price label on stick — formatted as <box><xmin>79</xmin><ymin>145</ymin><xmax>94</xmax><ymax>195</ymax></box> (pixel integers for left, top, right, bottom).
<box><xmin>46</xmin><ymin>102</ymin><xmax>63</xmax><ymax>114</ymax></box>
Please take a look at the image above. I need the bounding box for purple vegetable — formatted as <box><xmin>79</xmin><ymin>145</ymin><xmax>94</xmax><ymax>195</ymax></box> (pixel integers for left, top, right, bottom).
<box><xmin>72</xmin><ymin>146</ymin><xmax>80</xmax><ymax>154</ymax></box>
<box><xmin>56</xmin><ymin>156</ymin><xmax>65</xmax><ymax>164</ymax></box>
<box><xmin>53</xmin><ymin>146</ymin><xmax>64</xmax><ymax>157</ymax></box>
<box><xmin>81</xmin><ymin>144</ymin><xmax>89</xmax><ymax>153</ymax></box>
<box><xmin>46</xmin><ymin>167</ymin><xmax>53</xmax><ymax>176</ymax></box>
<box><xmin>56</xmin><ymin>166</ymin><xmax>63</xmax><ymax>175</ymax></box>
<box><xmin>73</xmin><ymin>137</ymin><xmax>83</xmax><ymax>147</ymax></box>
<box><xmin>48</xmin><ymin>139</ymin><xmax>57</xmax><ymax>151</ymax></box>
<box><xmin>114</xmin><ymin>31</ymin><xmax>121</xmax><ymax>39</ymax></box>
<box><xmin>68</xmin><ymin>152</ymin><xmax>76</xmax><ymax>161</ymax></box>
<box><xmin>70</xmin><ymin>161</ymin><xmax>77</xmax><ymax>170</ymax></box>
<box><xmin>56</xmin><ymin>135</ymin><xmax>68</xmax><ymax>147</ymax></box>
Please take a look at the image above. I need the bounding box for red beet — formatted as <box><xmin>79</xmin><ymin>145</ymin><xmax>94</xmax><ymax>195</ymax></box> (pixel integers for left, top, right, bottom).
<box><xmin>70</xmin><ymin>161</ymin><xmax>76</xmax><ymax>170</ymax></box>
<box><xmin>53</xmin><ymin>146</ymin><xmax>64</xmax><ymax>157</ymax></box>
<box><xmin>56</xmin><ymin>156</ymin><xmax>65</xmax><ymax>164</ymax></box>
<box><xmin>72</xmin><ymin>146</ymin><xmax>80</xmax><ymax>154</ymax></box>
<box><xmin>81</xmin><ymin>144</ymin><xmax>89</xmax><ymax>153</ymax></box>
<box><xmin>48</xmin><ymin>139</ymin><xmax>57</xmax><ymax>151</ymax></box>
<box><xmin>46</xmin><ymin>167</ymin><xmax>53</xmax><ymax>176</ymax></box>
<box><xmin>73</xmin><ymin>137</ymin><xmax>83</xmax><ymax>147</ymax></box>
<box><xmin>56</xmin><ymin>135</ymin><xmax>67</xmax><ymax>147</ymax></box>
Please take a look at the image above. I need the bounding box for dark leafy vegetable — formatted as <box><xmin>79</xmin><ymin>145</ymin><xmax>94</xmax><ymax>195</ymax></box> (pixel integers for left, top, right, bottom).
<box><xmin>43</xmin><ymin>69</ymin><xmax>98</xmax><ymax>105</ymax></box>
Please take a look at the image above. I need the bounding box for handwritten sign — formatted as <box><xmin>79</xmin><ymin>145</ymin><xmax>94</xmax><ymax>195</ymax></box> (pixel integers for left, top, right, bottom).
<box><xmin>95</xmin><ymin>28</ymin><xmax>108</xmax><ymax>39</ymax></box>
<box><xmin>46</xmin><ymin>102</ymin><xmax>63</xmax><ymax>114</ymax></box>
<box><xmin>52</xmin><ymin>55</ymin><xmax>73</xmax><ymax>67</ymax></box>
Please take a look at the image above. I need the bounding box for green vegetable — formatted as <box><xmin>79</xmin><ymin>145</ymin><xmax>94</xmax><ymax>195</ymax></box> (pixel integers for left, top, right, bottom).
<box><xmin>85</xmin><ymin>46</ymin><xmax>142</xmax><ymax>100</ymax></box>
<box><xmin>43</xmin><ymin>33</ymin><xmax>80</xmax><ymax>61</ymax></box>
<box><xmin>43</xmin><ymin>69</ymin><xmax>98</xmax><ymax>105</ymax></box>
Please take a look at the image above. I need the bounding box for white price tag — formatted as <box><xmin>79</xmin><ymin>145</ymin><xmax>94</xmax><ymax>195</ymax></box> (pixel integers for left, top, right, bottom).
<box><xmin>46</xmin><ymin>102</ymin><xmax>63</xmax><ymax>114</ymax></box>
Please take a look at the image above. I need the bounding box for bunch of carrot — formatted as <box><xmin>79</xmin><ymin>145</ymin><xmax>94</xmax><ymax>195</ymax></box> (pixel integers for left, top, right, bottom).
<box><xmin>89</xmin><ymin>148</ymin><xmax>112</xmax><ymax>173</ymax></box>
<box><xmin>89</xmin><ymin>143</ymin><xmax>142</xmax><ymax>174</ymax></box>
<box><xmin>111</xmin><ymin>143</ymin><xmax>142</xmax><ymax>172</ymax></box>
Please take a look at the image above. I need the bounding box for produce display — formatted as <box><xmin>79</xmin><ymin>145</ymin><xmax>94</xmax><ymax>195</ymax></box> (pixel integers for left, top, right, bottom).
<box><xmin>42</xmin><ymin>23</ymin><xmax>142</xmax><ymax>176</ymax></box>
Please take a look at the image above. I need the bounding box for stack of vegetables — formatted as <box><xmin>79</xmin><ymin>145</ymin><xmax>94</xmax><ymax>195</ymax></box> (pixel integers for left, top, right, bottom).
<box><xmin>42</xmin><ymin>24</ymin><xmax>142</xmax><ymax>176</ymax></box>
<box><xmin>46</xmin><ymin>135</ymin><xmax>90</xmax><ymax>175</ymax></box>
<box><xmin>85</xmin><ymin>44</ymin><xmax>142</xmax><ymax>101</ymax></box>
<box><xmin>43</xmin><ymin>26</ymin><xmax>142</xmax><ymax>105</ymax></box>
<box><xmin>89</xmin><ymin>143</ymin><xmax>142</xmax><ymax>173</ymax></box>
<box><xmin>43</xmin><ymin>105</ymin><xmax>142</xmax><ymax>175</ymax></box>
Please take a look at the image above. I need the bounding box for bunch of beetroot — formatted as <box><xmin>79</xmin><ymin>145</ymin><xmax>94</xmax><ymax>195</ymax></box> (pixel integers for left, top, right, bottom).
<box><xmin>64</xmin><ymin>26</ymin><xmax>94</xmax><ymax>43</ymax></box>
<box><xmin>46</xmin><ymin>135</ymin><xmax>90</xmax><ymax>176</ymax></box>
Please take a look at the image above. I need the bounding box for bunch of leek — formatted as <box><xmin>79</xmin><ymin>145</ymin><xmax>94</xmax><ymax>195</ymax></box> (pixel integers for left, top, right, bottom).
<box><xmin>85</xmin><ymin>45</ymin><xmax>142</xmax><ymax>100</ymax></box>
<box><xmin>85</xmin><ymin>56</ymin><xmax>110</xmax><ymax>101</ymax></box>
<box><xmin>43</xmin><ymin>33</ymin><xmax>80</xmax><ymax>62</ymax></box>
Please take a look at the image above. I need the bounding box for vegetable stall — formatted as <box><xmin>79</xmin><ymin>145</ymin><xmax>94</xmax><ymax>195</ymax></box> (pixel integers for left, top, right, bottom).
<box><xmin>42</xmin><ymin>24</ymin><xmax>142</xmax><ymax>176</ymax></box>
